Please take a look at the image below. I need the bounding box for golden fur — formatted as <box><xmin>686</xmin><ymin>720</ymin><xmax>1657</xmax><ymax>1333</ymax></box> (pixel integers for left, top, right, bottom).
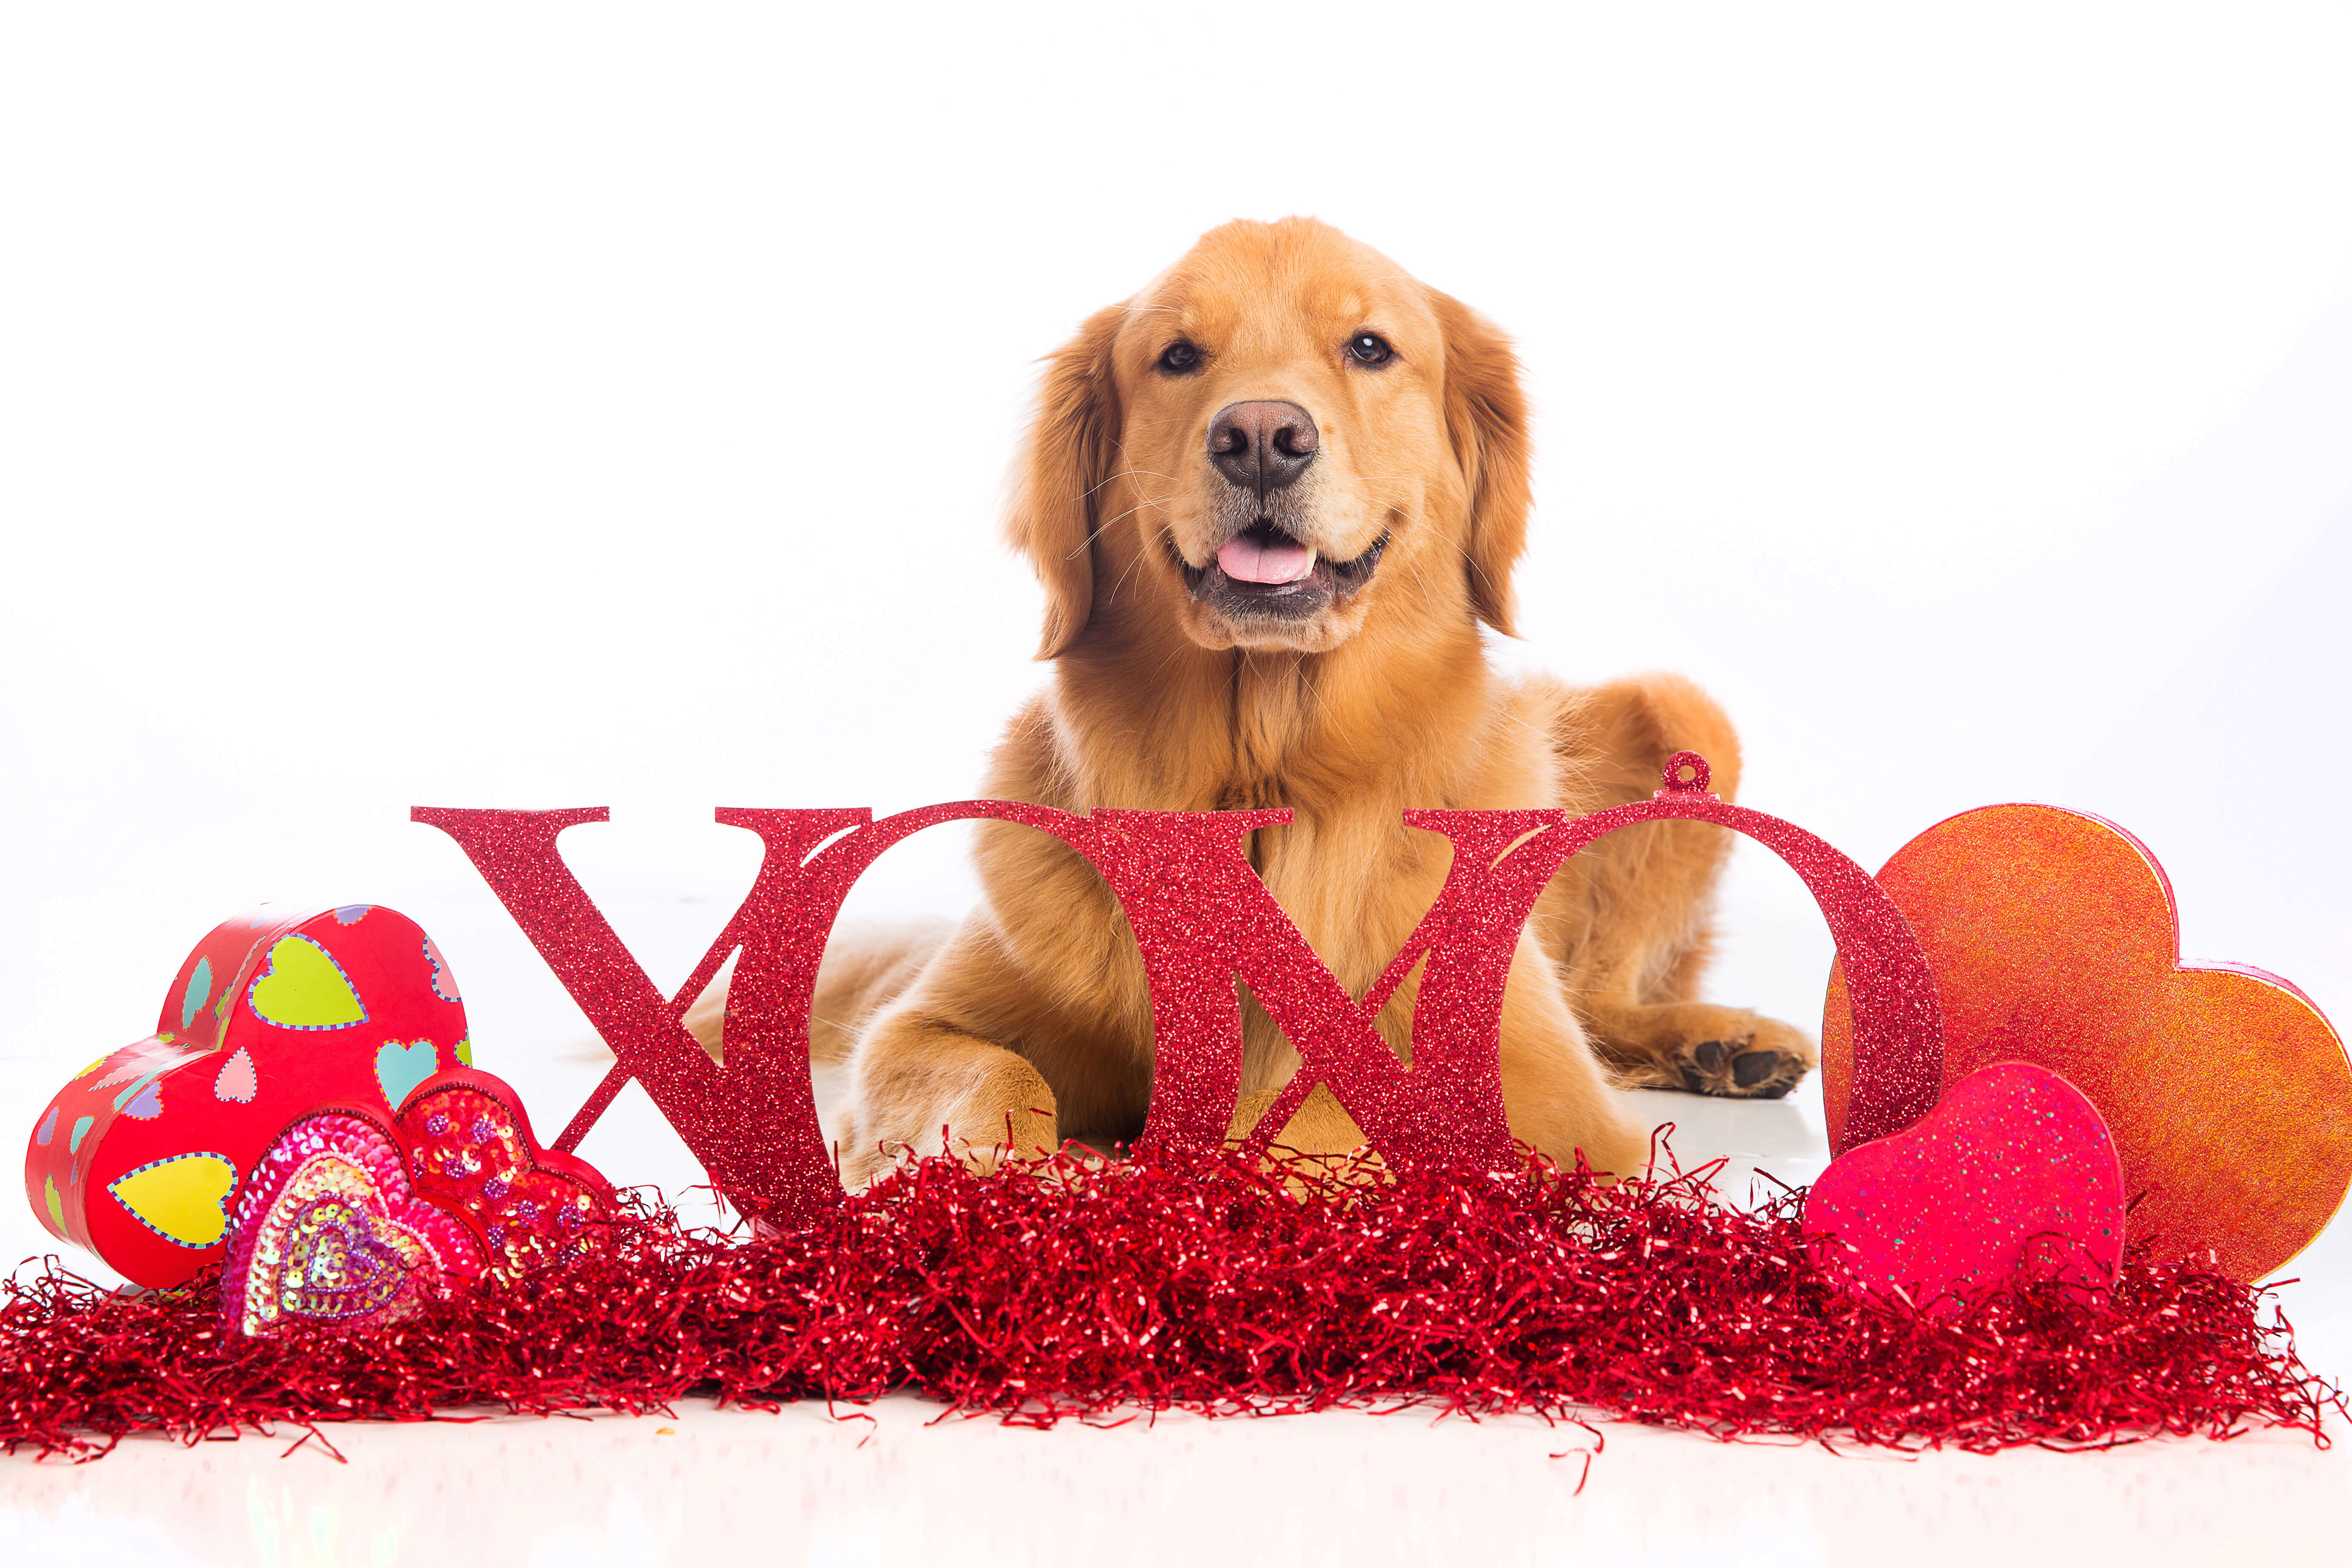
<box><xmin>689</xmin><ymin>218</ymin><xmax>1815</xmax><ymax>1183</ymax></box>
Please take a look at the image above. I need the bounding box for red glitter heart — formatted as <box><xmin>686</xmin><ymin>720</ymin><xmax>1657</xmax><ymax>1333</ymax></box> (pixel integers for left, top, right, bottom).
<box><xmin>396</xmin><ymin>1069</ymin><xmax>611</xmax><ymax>1277</ymax></box>
<box><xmin>1804</xmin><ymin>1061</ymin><xmax>2126</xmax><ymax>1315</ymax></box>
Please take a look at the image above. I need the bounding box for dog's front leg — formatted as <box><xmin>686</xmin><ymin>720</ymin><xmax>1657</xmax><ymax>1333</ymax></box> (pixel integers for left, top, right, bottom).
<box><xmin>1532</xmin><ymin>672</ymin><xmax>1819</xmax><ymax>1101</ymax></box>
<box><xmin>836</xmin><ymin>1003</ymin><xmax>1060</xmax><ymax>1189</ymax></box>
<box><xmin>1494</xmin><ymin>934</ymin><xmax>1651</xmax><ymax>1178</ymax></box>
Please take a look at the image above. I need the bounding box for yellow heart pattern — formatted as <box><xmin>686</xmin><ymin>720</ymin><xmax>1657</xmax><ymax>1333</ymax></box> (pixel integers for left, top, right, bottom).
<box><xmin>109</xmin><ymin>1152</ymin><xmax>240</xmax><ymax>1248</ymax></box>
<box><xmin>247</xmin><ymin>935</ymin><xmax>368</xmax><ymax>1030</ymax></box>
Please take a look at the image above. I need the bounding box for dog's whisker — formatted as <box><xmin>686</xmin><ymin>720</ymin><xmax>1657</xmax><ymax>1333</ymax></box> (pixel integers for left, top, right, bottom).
<box><xmin>1081</xmin><ymin>468</ymin><xmax>1185</xmax><ymax>502</ymax></box>
<box><xmin>1295</xmin><ymin>660</ymin><xmax>1344</xmax><ymax>737</ymax></box>
<box><xmin>1063</xmin><ymin>492</ymin><xmax>1180</xmax><ymax>559</ymax></box>
<box><xmin>1100</xmin><ymin>527</ymin><xmax>1158</xmax><ymax>608</ymax></box>
<box><xmin>1069</xmin><ymin>494</ymin><xmax>1180</xmax><ymax>562</ymax></box>
<box><xmin>1397</xmin><ymin>544</ymin><xmax>1443</xmax><ymax>613</ymax></box>
<box><xmin>1432</xmin><ymin>527</ymin><xmax>1514</xmax><ymax>606</ymax></box>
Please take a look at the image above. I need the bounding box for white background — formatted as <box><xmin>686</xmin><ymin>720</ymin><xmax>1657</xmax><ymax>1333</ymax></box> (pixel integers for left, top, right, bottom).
<box><xmin>3</xmin><ymin>5</ymin><xmax>2349</xmax><ymax>1563</ymax></box>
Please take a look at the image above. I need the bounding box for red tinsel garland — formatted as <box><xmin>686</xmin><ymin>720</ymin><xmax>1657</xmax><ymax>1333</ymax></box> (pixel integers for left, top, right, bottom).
<box><xmin>2</xmin><ymin>1145</ymin><xmax>2340</xmax><ymax>1462</ymax></box>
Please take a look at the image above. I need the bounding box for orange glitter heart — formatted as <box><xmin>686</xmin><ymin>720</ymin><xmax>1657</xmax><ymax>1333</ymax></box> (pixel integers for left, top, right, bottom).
<box><xmin>1822</xmin><ymin>805</ymin><xmax>2352</xmax><ymax>1281</ymax></box>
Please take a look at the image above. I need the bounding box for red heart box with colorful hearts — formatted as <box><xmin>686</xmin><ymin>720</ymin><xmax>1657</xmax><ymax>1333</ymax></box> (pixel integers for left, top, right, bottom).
<box><xmin>22</xmin><ymin>904</ymin><xmax>473</xmax><ymax>1288</ymax></box>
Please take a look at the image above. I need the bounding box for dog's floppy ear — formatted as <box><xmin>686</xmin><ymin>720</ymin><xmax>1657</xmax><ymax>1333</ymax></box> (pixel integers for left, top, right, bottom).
<box><xmin>1429</xmin><ymin>288</ymin><xmax>1532</xmax><ymax>636</ymax></box>
<box><xmin>1005</xmin><ymin>304</ymin><xmax>1125</xmax><ymax>660</ymax></box>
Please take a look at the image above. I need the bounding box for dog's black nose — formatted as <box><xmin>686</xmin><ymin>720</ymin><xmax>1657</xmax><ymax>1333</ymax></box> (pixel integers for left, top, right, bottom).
<box><xmin>1208</xmin><ymin>401</ymin><xmax>1319</xmax><ymax>495</ymax></box>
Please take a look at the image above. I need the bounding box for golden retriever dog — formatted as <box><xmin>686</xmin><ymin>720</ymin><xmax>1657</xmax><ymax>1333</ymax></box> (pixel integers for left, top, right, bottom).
<box><xmin>691</xmin><ymin>216</ymin><xmax>1815</xmax><ymax>1184</ymax></box>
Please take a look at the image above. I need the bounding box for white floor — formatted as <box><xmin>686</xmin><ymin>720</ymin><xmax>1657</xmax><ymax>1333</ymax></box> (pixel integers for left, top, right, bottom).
<box><xmin>6</xmin><ymin>1388</ymin><xmax>2348</xmax><ymax>1568</ymax></box>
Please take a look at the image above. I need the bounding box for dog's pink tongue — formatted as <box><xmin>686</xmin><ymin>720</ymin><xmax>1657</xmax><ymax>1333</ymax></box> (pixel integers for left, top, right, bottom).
<box><xmin>1217</xmin><ymin>533</ymin><xmax>1313</xmax><ymax>584</ymax></box>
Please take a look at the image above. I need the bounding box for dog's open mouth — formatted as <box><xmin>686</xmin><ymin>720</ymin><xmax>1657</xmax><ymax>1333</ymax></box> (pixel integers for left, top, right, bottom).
<box><xmin>1178</xmin><ymin>520</ymin><xmax>1387</xmax><ymax>617</ymax></box>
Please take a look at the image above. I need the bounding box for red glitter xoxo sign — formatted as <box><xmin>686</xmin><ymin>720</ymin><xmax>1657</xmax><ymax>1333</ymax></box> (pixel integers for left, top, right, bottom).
<box><xmin>17</xmin><ymin>754</ymin><xmax>2343</xmax><ymax>1457</ymax></box>
<box><xmin>416</xmin><ymin>753</ymin><xmax>1945</xmax><ymax>1232</ymax></box>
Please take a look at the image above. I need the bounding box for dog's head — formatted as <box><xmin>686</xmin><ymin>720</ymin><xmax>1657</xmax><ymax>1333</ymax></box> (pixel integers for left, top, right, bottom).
<box><xmin>1008</xmin><ymin>218</ymin><xmax>1530</xmax><ymax>658</ymax></box>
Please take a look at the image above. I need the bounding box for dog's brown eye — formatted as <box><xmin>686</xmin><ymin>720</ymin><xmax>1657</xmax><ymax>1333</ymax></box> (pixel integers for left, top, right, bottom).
<box><xmin>1157</xmin><ymin>340</ymin><xmax>1202</xmax><ymax>374</ymax></box>
<box><xmin>1347</xmin><ymin>332</ymin><xmax>1394</xmax><ymax>367</ymax></box>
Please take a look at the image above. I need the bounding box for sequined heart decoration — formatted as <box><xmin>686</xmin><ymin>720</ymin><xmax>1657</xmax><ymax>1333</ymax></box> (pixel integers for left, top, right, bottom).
<box><xmin>277</xmin><ymin>1196</ymin><xmax>410</xmax><ymax>1321</ymax></box>
<box><xmin>221</xmin><ymin>1109</ymin><xmax>487</xmax><ymax>1336</ymax></box>
<box><xmin>397</xmin><ymin>1069</ymin><xmax>611</xmax><ymax>1277</ymax></box>
<box><xmin>1803</xmin><ymin>1061</ymin><xmax>2126</xmax><ymax>1316</ymax></box>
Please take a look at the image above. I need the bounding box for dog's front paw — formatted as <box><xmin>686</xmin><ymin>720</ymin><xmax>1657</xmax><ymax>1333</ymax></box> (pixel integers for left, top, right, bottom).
<box><xmin>1667</xmin><ymin>1013</ymin><xmax>1816</xmax><ymax>1100</ymax></box>
<box><xmin>835</xmin><ymin>1097</ymin><xmax>1060</xmax><ymax>1190</ymax></box>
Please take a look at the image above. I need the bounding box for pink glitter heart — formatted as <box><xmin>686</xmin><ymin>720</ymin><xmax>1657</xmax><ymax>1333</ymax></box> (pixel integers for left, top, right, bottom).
<box><xmin>1803</xmin><ymin>1061</ymin><xmax>2126</xmax><ymax>1315</ymax></box>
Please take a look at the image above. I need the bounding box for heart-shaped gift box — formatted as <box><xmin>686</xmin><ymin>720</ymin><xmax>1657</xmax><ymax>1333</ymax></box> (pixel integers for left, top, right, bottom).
<box><xmin>1821</xmin><ymin>804</ymin><xmax>2352</xmax><ymax>1280</ymax></box>
<box><xmin>23</xmin><ymin>904</ymin><xmax>473</xmax><ymax>1288</ymax></box>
